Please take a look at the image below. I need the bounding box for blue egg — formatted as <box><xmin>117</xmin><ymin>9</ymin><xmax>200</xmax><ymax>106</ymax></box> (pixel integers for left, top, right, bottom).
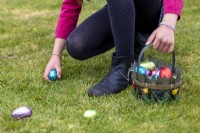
<box><xmin>154</xmin><ymin>74</ymin><xmax>159</xmax><ymax>80</ymax></box>
<box><xmin>134</xmin><ymin>66</ymin><xmax>146</xmax><ymax>75</ymax></box>
<box><xmin>48</xmin><ymin>69</ymin><xmax>58</xmax><ymax>81</ymax></box>
<box><xmin>149</xmin><ymin>74</ymin><xmax>159</xmax><ymax>80</ymax></box>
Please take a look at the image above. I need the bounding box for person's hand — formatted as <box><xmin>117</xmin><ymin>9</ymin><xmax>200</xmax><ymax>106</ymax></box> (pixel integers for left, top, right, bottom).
<box><xmin>145</xmin><ymin>25</ymin><xmax>175</xmax><ymax>53</ymax></box>
<box><xmin>44</xmin><ymin>38</ymin><xmax>66</xmax><ymax>81</ymax></box>
<box><xmin>44</xmin><ymin>55</ymin><xmax>62</xmax><ymax>81</ymax></box>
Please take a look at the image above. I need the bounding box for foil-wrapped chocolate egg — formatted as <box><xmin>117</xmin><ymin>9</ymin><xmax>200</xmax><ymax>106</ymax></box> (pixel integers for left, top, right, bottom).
<box><xmin>149</xmin><ymin>74</ymin><xmax>159</xmax><ymax>80</ymax></box>
<box><xmin>151</xmin><ymin>70</ymin><xmax>157</xmax><ymax>75</ymax></box>
<box><xmin>154</xmin><ymin>70</ymin><xmax>160</xmax><ymax>77</ymax></box>
<box><xmin>140</xmin><ymin>61</ymin><xmax>156</xmax><ymax>70</ymax></box>
<box><xmin>48</xmin><ymin>69</ymin><xmax>58</xmax><ymax>81</ymax></box>
<box><xmin>154</xmin><ymin>74</ymin><xmax>159</xmax><ymax>80</ymax></box>
<box><xmin>12</xmin><ymin>106</ymin><xmax>32</xmax><ymax>120</ymax></box>
<box><xmin>155</xmin><ymin>70</ymin><xmax>160</xmax><ymax>76</ymax></box>
<box><xmin>146</xmin><ymin>69</ymin><xmax>152</xmax><ymax>76</ymax></box>
<box><xmin>132</xmin><ymin>84</ymin><xmax>137</xmax><ymax>89</ymax></box>
<box><xmin>134</xmin><ymin>66</ymin><xmax>146</xmax><ymax>75</ymax></box>
<box><xmin>150</xmin><ymin>70</ymin><xmax>160</xmax><ymax>80</ymax></box>
<box><xmin>159</xmin><ymin>67</ymin><xmax>172</xmax><ymax>79</ymax></box>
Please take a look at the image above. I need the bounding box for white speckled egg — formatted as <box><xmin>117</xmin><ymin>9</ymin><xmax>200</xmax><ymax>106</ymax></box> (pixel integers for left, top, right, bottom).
<box><xmin>12</xmin><ymin>106</ymin><xmax>32</xmax><ymax>119</ymax></box>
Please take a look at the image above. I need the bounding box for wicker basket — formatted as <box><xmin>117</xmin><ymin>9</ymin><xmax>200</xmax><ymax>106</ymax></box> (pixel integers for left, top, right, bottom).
<box><xmin>131</xmin><ymin>44</ymin><xmax>184</xmax><ymax>103</ymax></box>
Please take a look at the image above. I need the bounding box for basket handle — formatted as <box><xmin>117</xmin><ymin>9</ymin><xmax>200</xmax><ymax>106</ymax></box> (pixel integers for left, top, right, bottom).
<box><xmin>136</xmin><ymin>43</ymin><xmax>175</xmax><ymax>79</ymax></box>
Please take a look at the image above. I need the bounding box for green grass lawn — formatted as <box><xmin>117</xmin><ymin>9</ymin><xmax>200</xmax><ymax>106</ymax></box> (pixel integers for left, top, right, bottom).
<box><xmin>0</xmin><ymin>0</ymin><xmax>200</xmax><ymax>132</ymax></box>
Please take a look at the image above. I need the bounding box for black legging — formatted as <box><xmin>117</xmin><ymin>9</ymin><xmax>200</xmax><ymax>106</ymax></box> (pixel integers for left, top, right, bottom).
<box><xmin>67</xmin><ymin>0</ymin><xmax>162</xmax><ymax>60</ymax></box>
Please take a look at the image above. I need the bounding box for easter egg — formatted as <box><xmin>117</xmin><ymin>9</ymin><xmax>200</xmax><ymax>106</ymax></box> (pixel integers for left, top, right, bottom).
<box><xmin>154</xmin><ymin>74</ymin><xmax>159</xmax><ymax>80</ymax></box>
<box><xmin>149</xmin><ymin>70</ymin><xmax>160</xmax><ymax>80</ymax></box>
<box><xmin>84</xmin><ymin>110</ymin><xmax>97</xmax><ymax>118</ymax></box>
<box><xmin>159</xmin><ymin>67</ymin><xmax>172</xmax><ymax>79</ymax></box>
<box><xmin>132</xmin><ymin>84</ymin><xmax>137</xmax><ymax>89</ymax></box>
<box><xmin>12</xmin><ymin>106</ymin><xmax>32</xmax><ymax>120</ymax></box>
<box><xmin>155</xmin><ymin>70</ymin><xmax>160</xmax><ymax>76</ymax></box>
<box><xmin>151</xmin><ymin>70</ymin><xmax>157</xmax><ymax>75</ymax></box>
<box><xmin>134</xmin><ymin>66</ymin><xmax>146</xmax><ymax>75</ymax></box>
<box><xmin>48</xmin><ymin>69</ymin><xmax>58</xmax><ymax>81</ymax></box>
<box><xmin>146</xmin><ymin>69</ymin><xmax>152</xmax><ymax>76</ymax></box>
<box><xmin>155</xmin><ymin>70</ymin><xmax>160</xmax><ymax>78</ymax></box>
<box><xmin>140</xmin><ymin>61</ymin><xmax>156</xmax><ymax>70</ymax></box>
<box><xmin>149</xmin><ymin>74</ymin><xmax>159</xmax><ymax>80</ymax></box>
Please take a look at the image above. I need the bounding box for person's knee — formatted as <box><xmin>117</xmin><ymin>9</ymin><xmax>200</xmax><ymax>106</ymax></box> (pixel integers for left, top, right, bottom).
<box><xmin>66</xmin><ymin>37</ymin><xmax>88</xmax><ymax>61</ymax></box>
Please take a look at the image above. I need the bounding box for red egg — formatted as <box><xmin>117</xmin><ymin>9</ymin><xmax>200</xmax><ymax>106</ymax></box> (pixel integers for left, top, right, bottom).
<box><xmin>132</xmin><ymin>84</ymin><xmax>136</xmax><ymax>89</ymax></box>
<box><xmin>159</xmin><ymin>67</ymin><xmax>172</xmax><ymax>79</ymax></box>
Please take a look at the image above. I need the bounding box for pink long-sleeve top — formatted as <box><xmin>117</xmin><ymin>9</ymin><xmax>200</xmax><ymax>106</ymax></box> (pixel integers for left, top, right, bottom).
<box><xmin>55</xmin><ymin>0</ymin><xmax>184</xmax><ymax>39</ymax></box>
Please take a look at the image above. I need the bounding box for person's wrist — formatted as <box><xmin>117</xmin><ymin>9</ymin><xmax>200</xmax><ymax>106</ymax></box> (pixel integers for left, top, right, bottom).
<box><xmin>162</xmin><ymin>14</ymin><xmax>178</xmax><ymax>26</ymax></box>
<box><xmin>159</xmin><ymin>22</ymin><xmax>176</xmax><ymax>31</ymax></box>
<box><xmin>51</xmin><ymin>53</ymin><xmax>61</xmax><ymax>59</ymax></box>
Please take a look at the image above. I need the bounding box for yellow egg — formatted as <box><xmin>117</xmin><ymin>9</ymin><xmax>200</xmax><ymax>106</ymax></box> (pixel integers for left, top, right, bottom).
<box><xmin>172</xmin><ymin>88</ymin><xmax>179</xmax><ymax>95</ymax></box>
<box><xmin>143</xmin><ymin>88</ymin><xmax>149</xmax><ymax>94</ymax></box>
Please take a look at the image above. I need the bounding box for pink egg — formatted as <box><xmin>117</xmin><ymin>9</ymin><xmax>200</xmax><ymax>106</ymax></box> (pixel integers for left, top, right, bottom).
<box><xmin>155</xmin><ymin>70</ymin><xmax>160</xmax><ymax>76</ymax></box>
<box><xmin>151</xmin><ymin>70</ymin><xmax>157</xmax><ymax>76</ymax></box>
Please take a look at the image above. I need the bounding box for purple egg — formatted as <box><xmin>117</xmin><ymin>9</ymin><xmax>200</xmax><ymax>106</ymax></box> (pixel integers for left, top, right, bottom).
<box><xmin>146</xmin><ymin>69</ymin><xmax>152</xmax><ymax>76</ymax></box>
<box><xmin>12</xmin><ymin>106</ymin><xmax>32</xmax><ymax>120</ymax></box>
